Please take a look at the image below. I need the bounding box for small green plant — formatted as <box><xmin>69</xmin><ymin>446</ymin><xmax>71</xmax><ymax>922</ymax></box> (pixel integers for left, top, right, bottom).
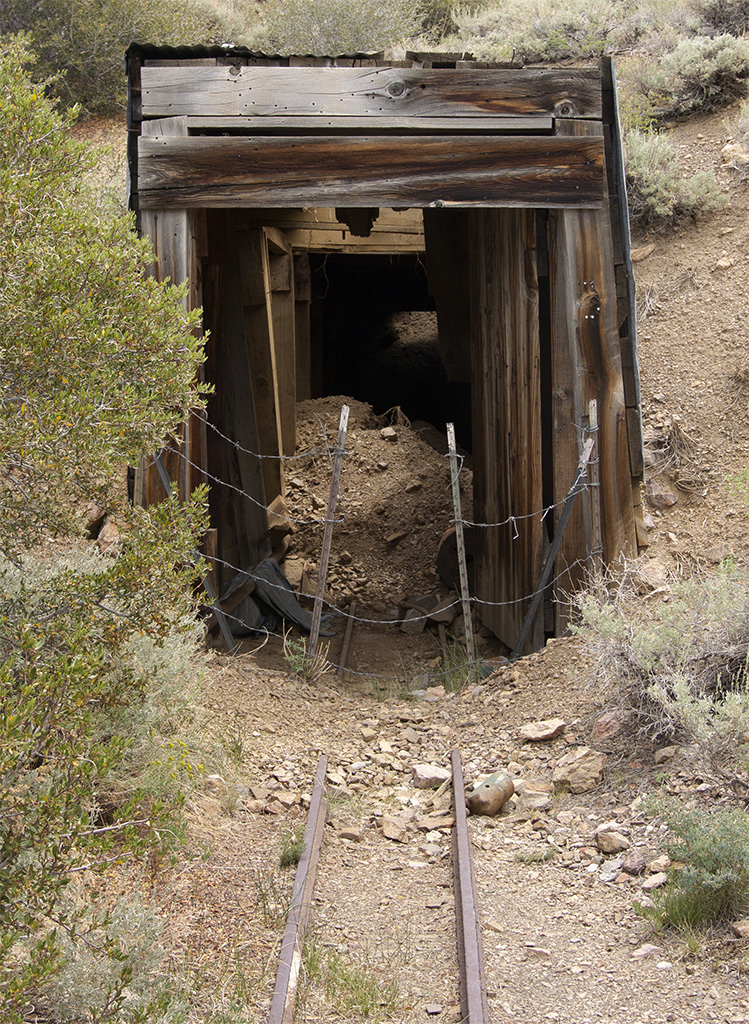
<box><xmin>624</xmin><ymin>129</ymin><xmax>725</xmax><ymax>228</ymax></box>
<box><xmin>251</xmin><ymin>867</ymin><xmax>293</xmax><ymax>929</ymax></box>
<box><xmin>439</xmin><ymin>638</ymin><xmax>485</xmax><ymax>692</ymax></box>
<box><xmin>641</xmin><ymin>798</ymin><xmax>749</xmax><ymax>930</ymax></box>
<box><xmin>279</xmin><ymin>823</ymin><xmax>306</xmax><ymax>868</ymax></box>
<box><xmin>514</xmin><ymin>846</ymin><xmax>557</xmax><ymax>864</ymax></box>
<box><xmin>282</xmin><ymin>630</ymin><xmax>331</xmax><ymax>684</ymax></box>
<box><xmin>300</xmin><ymin>938</ymin><xmax>400</xmax><ymax>1022</ymax></box>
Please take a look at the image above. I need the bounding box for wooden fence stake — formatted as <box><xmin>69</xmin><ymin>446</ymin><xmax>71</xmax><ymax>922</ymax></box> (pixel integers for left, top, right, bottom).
<box><xmin>308</xmin><ymin>404</ymin><xmax>349</xmax><ymax>659</ymax></box>
<box><xmin>446</xmin><ymin>423</ymin><xmax>476</xmax><ymax>666</ymax></box>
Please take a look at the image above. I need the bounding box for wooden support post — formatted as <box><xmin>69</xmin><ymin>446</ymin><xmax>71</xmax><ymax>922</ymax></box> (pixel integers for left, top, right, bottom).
<box><xmin>587</xmin><ymin>399</ymin><xmax>604</xmax><ymax>576</ymax></box>
<box><xmin>337</xmin><ymin>600</ymin><xmax>357</xmax><ymax>683</ymax></box>
<box><xmin>308</xmin><ymin>405</ymin><xmax>349</xmax><ymax>659</ymax></box>
<box><xmin>447</xmin><ymin>423</ymin><xmax>476</xmax><ymax>666</ymax></box>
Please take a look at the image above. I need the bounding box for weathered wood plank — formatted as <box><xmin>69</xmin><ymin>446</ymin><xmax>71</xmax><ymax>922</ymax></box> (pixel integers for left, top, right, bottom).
<box><xmin>202</xmin><ymin>210</ymin><xmax>269</xmax><ymax>588</ymax></box>
<box><xmin>550</xmin><ymin>120</ymin><xmax>637</xmax><ymax>630</ymax></box>
<box><xmin>184</xmin><ymin>114</ymin><xmax>555</xmax><ymax>132</ymax></box>
<box><xmin>264</xmin><ymin>228</ymin><xmax>296</xmax><ymax>457</ymax></box>
<box><xmin>138</xmin><ymin>134</ymin><xmax>604</xmax><ymax>209</ymax></box>
<box><xmin>423</xmin><ymin>209</ymin><xmax>472</xmax><ymax>382</ymax></box>
<box><xmin>294</xmin><ymin>255</ymin><xmax>312</xmax><ymax>402</ymax></box>
<box><xmin>141</xmin><ymin>66</ymin><xmax>603</xmax><ymax>119</ymax></box>
<box><xmin>235</xmin><ymin>227</ymin><xmax>284</xmax><ymax>502</ymax></box>
<box><xmin>471</xmin><ymin>208</ymin><xmax>543</xmax><ymax>652</ymax></box>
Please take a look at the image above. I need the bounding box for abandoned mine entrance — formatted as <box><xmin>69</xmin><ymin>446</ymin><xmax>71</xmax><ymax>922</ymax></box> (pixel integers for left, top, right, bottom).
<box><xmin>127</xmin><ymin>46</ymin><xmax>645</xmax><ymax>654</ymax></box>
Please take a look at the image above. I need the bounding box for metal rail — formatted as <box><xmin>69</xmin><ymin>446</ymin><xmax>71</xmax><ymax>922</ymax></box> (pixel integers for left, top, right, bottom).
<box><xmin>451</xmin><ymin>749</ymin><xmax>490</xmax><ymax>1024</ymax></box>
<box><xmin>267</xmin><ymin>754</ymin><xmax>328</xmax><ymax>1024</ymax></box>
<box><xmin>267</xmin><ymin>749</ymin><xmax>489</xmax><ymax>1023</ymax></box>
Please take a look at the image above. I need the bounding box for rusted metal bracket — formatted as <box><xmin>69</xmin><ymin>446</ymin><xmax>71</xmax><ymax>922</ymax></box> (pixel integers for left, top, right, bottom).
<box><xmin>267</xmin><ymin>754</ymin><xmax>328</xmax><ymax>1024</ymax></box>
<box><xmin>451</xmin><ymin>749</ymin><xmax>490</xmax><ymax>1024</ymax></box>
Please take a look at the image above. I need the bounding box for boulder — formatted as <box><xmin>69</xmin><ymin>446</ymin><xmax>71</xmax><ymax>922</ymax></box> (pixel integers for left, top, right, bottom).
<box><xmin>552</xmin><ymin>746</ymin><xmax>606</xmax><ymax>794</ymax></box>
<box><xmin>412</xmin><ymin>763</ymin><xmax>451</xmax><ymax>789</ymax></box>
<box><xmin>520</xmin><ymin>717</ymin><xmax>566</xmax><ymax>742</ymax></box>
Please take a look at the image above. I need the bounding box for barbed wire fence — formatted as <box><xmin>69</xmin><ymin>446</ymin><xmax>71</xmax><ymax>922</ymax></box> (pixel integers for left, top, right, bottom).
<box><xmin>143</xmin><ymin>401</ymin><xmax>602</xmax><ymax>680</ymax></box>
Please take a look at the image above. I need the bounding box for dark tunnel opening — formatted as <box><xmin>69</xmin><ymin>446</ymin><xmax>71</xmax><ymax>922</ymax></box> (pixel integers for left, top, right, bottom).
<box><xmin>310</xmin><ymin>252</ymin><xmax>473</xmax><ymax>451</ymax></box>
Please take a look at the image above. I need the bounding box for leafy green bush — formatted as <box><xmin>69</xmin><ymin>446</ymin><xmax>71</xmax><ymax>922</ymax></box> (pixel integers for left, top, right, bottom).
<box><xmin>624</xmin><ymin>128</ymin><xmax>725</xmax><ymax>227</ymax></box>
<box><xmin>632</xmin><ymin>33</ymin><xmax>749</xmax><ymax>119</ymax></box>
<box><xmin>453</xmin><ymin>0</ymin><xmax>625</xmax><ymax>63</ymax></box>
<box><xmin>0</xmin><ymin>39</ymin><xmax>211</xmax><ymax>1021</ymax></box>
<box><xmin>0</xmin><ymin>0</ymin><xmax>246</xmax><ymax>113</ymax></box>
<box><xmin>257</xmin><ymin>0</ymin><xmax>423</xmax><ymax>55</ymax></box>
<box><xmin>643</xmin><ymin>799</ymin><xmax>749</xmax><ymax>929</ymax></box>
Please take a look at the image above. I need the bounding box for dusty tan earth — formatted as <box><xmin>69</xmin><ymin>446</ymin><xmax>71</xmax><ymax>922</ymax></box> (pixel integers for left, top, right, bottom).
<box><xmin>79</xmin><ymin>102</ymin><xmax>749</xmax><ymax>1022</ymax></box>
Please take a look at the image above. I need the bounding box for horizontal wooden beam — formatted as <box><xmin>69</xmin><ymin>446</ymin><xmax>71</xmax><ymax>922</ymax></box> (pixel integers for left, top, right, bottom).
<box><xmin>138</xmin><ymin>134</ymin><xmax>604</xmax><ymax>209</ymax></box>
<box><xmin>141</xmin><ymin>66</ymin><xmax>602</xmax><ymax>120</ymax></box>
<box><xmin>183</xmin><ymin>114</ymin><xmax>555</xmax><ymax>133</ymax></box>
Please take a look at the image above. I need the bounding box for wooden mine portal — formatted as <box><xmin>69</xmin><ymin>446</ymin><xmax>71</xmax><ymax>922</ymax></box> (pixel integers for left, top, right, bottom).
<box><xmin>126</xmin><ymin>45</ymin><xmax>645</xmax><ymax>653</ymax></box>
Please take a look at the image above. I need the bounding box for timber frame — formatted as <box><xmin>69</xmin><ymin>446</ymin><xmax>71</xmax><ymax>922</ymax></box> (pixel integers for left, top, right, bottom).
<box><xmin>126</xmin><ymin>45</ymin><xmax>645</xmax><ymax>654</ymax></box>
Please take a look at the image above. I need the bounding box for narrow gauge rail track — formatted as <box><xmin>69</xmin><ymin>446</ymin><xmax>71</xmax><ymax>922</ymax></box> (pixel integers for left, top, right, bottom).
<box><xmin>267</xmin><ymin>750</ymin><xmax>489</xmax><ymax>1024</ymax></box>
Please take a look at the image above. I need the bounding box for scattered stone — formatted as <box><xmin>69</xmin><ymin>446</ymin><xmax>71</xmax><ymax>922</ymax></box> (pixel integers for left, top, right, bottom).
<box><xmin>412</xmin><ymin>763</ymin><xmax>451</xmax><ymax>789</ymax></box>
<box><xmin>485</xmin><ymin>919</ymin><xmax>503</xmax><ymax>933</ymax></box>
<box><xmin>380</xmin><ymin>426</ymin><xmax>398</xmax><ymax>442</ymax></box>
<box><xmin>645</xmin><ymin>475</ymin><xmax>678</xmax><ymax>510</ymax></box>
<box><xmin>642</xmin><ymin>871</ymin><xmax>669</xmax><ymax>890</ymax></box>
<box><xmin>515</xmin><ymin>791</ymin><xmax>552</xmax><ymax>813</ymax></box>
<box><xmin>592</xmin><ymin>710</ymin><xmax>627</xmax><ymax>742</ymax></box>
<box><xmin>97</xmin><ymin>519</ymin><xmax>121</xmax><ymax>555</ymax></box>
<box><xmin>361</xmin><ymin>726</ymin><xmax>377</xmax><ymax>742</ymax></box>
<box><xmin>732</xmin><ymin>919</ymin><xmax>749</xmax><ymax>939</ymax></box>
<box><xmin>424</xmin><ymin>685</ymin><xmax>446</xmax><ymax>700</ymax></box>
<box><xmin>382</xmin><ymin>815</ymin><xmax>410</xmax><ymax>843</ymax></box>
<box><xmin>339</xmin><ymin>827</ymin><xmax>364</xmax><ymax>842</ymax></box>
<box><xmin>654</xmin><ymin>745</ymin><xmax>679</xmax><ymax>765</ymax></box>
<box><xmin>417</xmin><ymin>815</ymin><xmax>455</xmax><ymax>831</ymax></box>
<box><xmin>386</xmin><ymin>530</ymin><xmax>409</xmax><ymax>546</ymax></box>
<box><xmin>265</xmin><ymin>798</ymin><xmax>286</xmax><ymax>815</ymax></box>
<box><xmin>650</xmin><ymin>854</ymin><xmax>671</xmax><ymax>873</ymax></box>
<box><xmin>631</xmin><ymin>243</ymin><xmax>656</xmax><ymax>263</ymax></box>
<box><xmin>400</xmin><ymin>608</ymin><xmax>426</xmax><ymax>634</ymax></box>
<box><xmin>405</xmin><ymin>480</ymin><xmax>423</xmax><ymax>493</ymax></box>
<box><xmin>467</xmin><ymin>773</ymin><xmax>515</xmax><ymax>816</ymax></box>
<box><xmin>425</xmin><ymin>1005</ymin><xmax>443</xmax><ymax>1016</ymax></box>
<box><xmin>339</xmin><ymin>550</ymin><xmax>353</xmax><ymax>565</ymax></box>
<box><xmin>203</xmin><ymin>774</ymin><xmax>228</xmax><ymax>798</ymax></box>
<box><xmin>552</xmin><ymin>746</ymin><xmax>606</xmax><ymax>793</ymax></box>
<box><xmin>519</xmin><ymin>717</ymin><xmax>566</xmax><ymax>742</ymax></box>
<box><xmin>622</xmin><ymin>849</ymin><xmax>647</xmax><ymax>875</ymax></box>
<box><xmin>715</xmin><ymin>256</ymin><xmax>735</xmax><ymax>271</ymax></box>
<box><xmin>596</xmin><ymin>824</ymin><xmax>630</xmax><ymax>854</ymax></box>
<box><xmin>276</xmin><ymin>791</ymin><xmax>299</xmax><ymax>809</ymax></box>
<box><xmin>631</xmin><ymin>943</ymin><xmax>662</xmax><ymax>959</ymax></box>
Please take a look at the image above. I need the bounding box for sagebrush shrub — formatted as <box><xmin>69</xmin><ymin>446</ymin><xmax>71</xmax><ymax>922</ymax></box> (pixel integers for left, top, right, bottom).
<box><xmin>453</xmin><ymin>0</ymin><xmax>624</xmax><ymax>62</ymax></box>
<box><xmin>644</xmin><ymin>799</ymin><xmax>749</xmax><ymax>929</ymax></box>
<box><xmin>632</xmin><ymin>33</ymin><xmax>749</xmax><ymax>119</ymax></box>
<box><xmin>624</xmin><ymin>128</ymin><xmax>725</xmax><ymax>227</ymax></box>
<box><xmin>258</xmin><ymin>0</ymin><xmax>422</xmax><ymax>55</ymax></box>
<box><xmin>575</xmin><ymin>564</ymin><xmax>749</xmax><ymax>777</ymax></box>
<box><xmin>692</xmin><ymin>0</ymin><xmax>749</xmax><ymax>35</ymax></box>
